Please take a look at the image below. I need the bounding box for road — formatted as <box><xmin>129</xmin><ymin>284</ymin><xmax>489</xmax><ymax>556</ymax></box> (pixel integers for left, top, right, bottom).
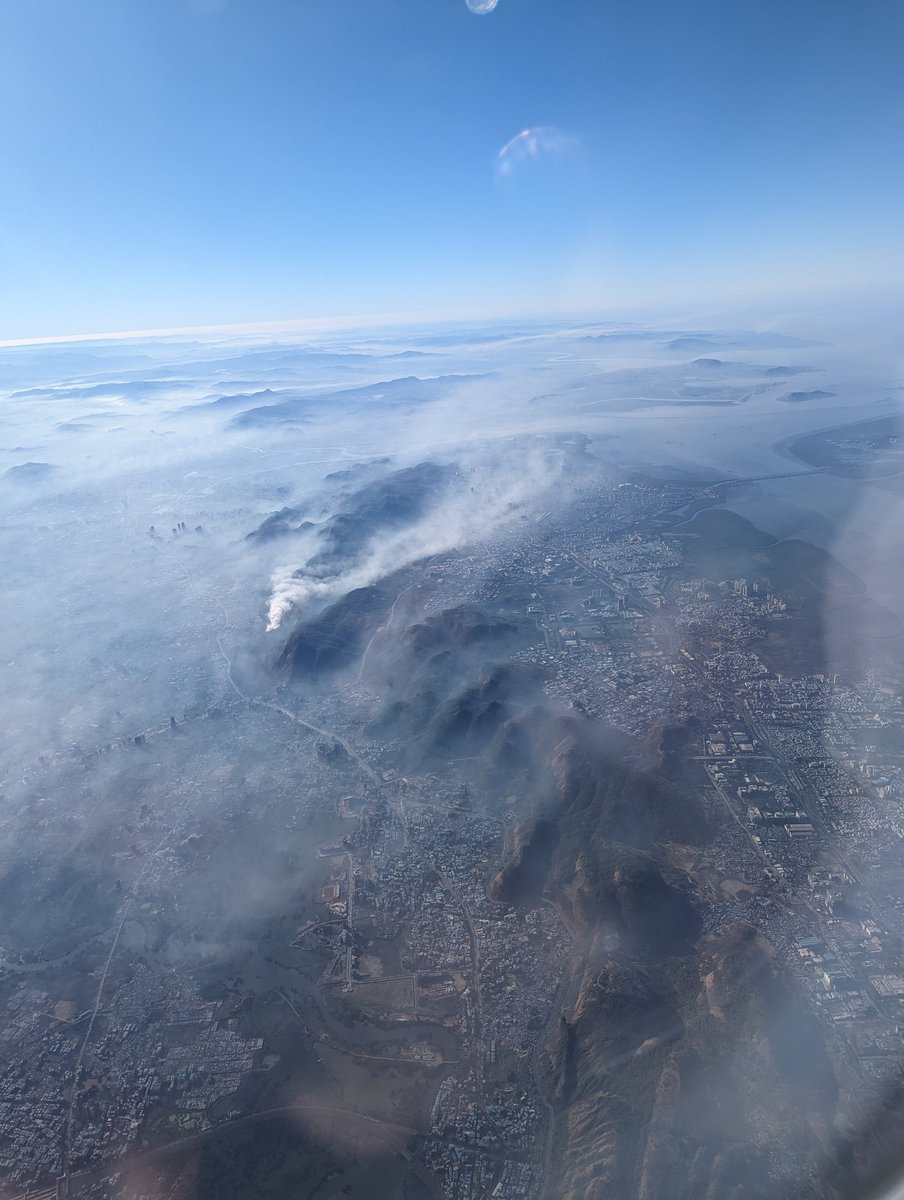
<box><xmin>431</xmin><ymin>867</ymin><xmax>482</xmax><ymax>1041</ymax></box>
<box><xmin>253</xmin><ymin>698</ymin><xmax>383</xmax><ymax>786</ymax></box>
<box><xmin>61</xmin><ymin>833</ymin><xmax>170</xmax><ymax>1181</ymax></box>
<box><xmin>178</xmin><ymin>557</ymin><xmax>381</xmax><ymax>785</ymax></box>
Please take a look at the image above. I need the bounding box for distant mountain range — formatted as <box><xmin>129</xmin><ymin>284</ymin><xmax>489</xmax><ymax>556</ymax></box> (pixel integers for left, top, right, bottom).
<box><xmin>227</xmin><ymin>375</ymin><xmax>485</xmax><ymax>430</ymax></box>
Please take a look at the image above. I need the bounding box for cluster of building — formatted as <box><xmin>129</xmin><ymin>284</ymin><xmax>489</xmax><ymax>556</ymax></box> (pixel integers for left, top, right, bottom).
<box><xmin>0</xmin><ymin>985</ymin><xmax>66</xmax><ymax>1186</ymax></box>
<box><xmin>8</xmin><ymin>466</ymin><xmax>904</xmax><ymax>1198</ymax></box>
<box><xmin>297</xmin><ymin>777</ymin><xmax>569</xmax><ymax>1200</ymax></box>
<box><xmin>468</xmin><ymin>477</ymin><xmax>904</xmax><ymax>1134</ymax></box>
<box><xmin>0</xmin><ymin>963</ymin><xmax>264</xmax><ymax>1189</ymax></box>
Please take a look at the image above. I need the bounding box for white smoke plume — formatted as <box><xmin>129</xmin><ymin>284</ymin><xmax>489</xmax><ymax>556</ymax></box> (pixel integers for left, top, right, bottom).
<box><xmin>265</xmin><ymin>442</ymin><xmax>567</xmax><ymax>631</ymax></box>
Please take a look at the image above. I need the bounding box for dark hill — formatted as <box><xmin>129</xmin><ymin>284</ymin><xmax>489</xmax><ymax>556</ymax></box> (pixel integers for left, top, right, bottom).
<box><xmin>778</xmin><ymin>389</ymin><xmax>836</xmax><ymax>403</ymax></box>
<box><xmin>491</xmin><ymin>817</ymin><xmax>560</xmax><ymax>905</ymax></box>
<box><xmin>276</xmin><ymin>586</ymin><xmax>392</xmax><ymax>679</ymax></box>
<box><xmin>610</xmin><ymin>853</ymin><xmax>701</xmax><ymax>957</ymax></box>
<box><xmin>366</xmin><ymin>662</ymin><xmax>552</xmax><ymax>780</ymax></box>
<box><xmin>2</xmin><ymin>461</ymin><xmax>58</xmax><ymax>482</ymax></box>
<box><xmin>304</xmin><ymin>461</ymin><xmax>454</xmax><ymax>574</ymax></box>
<box><xmin>764</xmin><ymin>365</ymin><xmax>808</xmax><ymax>377</ymax></box>
<box><xmin>192</xmin><ymin>388</ymin><xmax>282</xmax><ymax>413</ymax></box>
<box><xmin>324</xmin><ymin>457</ymin><xmax>391</xmax><ymax>483</ymax></box>
<box><xmin>228</xmin><ymin>375</ymin><xmax>482</xmax><ymax>429</ymax></box>
<box><xmin>245</xmin><ymin>507</ymin><xmax>313</xmax><ymax>544</ymax></box>
<box><xmin>364</xmin><ymin>686</ymin><xmax>441</xmax><ymax>742</ymax></box>
<box><xmin>362</xmin><ymin>610</ymin><xmax>533</xmax><ymax>754</ymax></box>
<box><xmin>545</xmin><ymin>924</ymin><xmax>838</xmax><ymax>1200</ymax></box>
<box><xmin>401</xmin><ymin>604</ymin><xmax>518</xmax><ymax>654</ymax></box>
<box><xmin>551</xmin><ymin>732</ymin><xmax>707</xmax><ymax>852</ymax></box>
<box><xmin>418</xmin><ymin>663</ymin><xmax>543</xmax><ymax>761</ymax></box>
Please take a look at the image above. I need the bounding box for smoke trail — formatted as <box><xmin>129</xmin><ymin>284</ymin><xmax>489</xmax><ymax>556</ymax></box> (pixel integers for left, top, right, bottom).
<box><xmin>265</xmin><ymin>446</ymin><xmax>564</xmax><ymax>630</ymax></box>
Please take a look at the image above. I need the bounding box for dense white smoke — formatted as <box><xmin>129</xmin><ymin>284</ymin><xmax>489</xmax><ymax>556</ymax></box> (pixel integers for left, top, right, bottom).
<box><xmin>265</xmin><ymin>444</ymin><xmax>565</xmax><ymax>630</ymax></box>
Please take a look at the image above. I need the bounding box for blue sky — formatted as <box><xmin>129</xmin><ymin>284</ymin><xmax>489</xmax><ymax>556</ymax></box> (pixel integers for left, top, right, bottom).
<box><xmin>1</xmin><ymin>0</ymin><xmax>903</xmax><ymax>339</ymax></box>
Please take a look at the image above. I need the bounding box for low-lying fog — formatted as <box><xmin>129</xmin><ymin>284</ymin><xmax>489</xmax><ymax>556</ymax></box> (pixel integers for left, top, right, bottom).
<box><xmin>1</xmin><ymin>314</ymin><xmax>902</xmax><ymax>779</ymax></box>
